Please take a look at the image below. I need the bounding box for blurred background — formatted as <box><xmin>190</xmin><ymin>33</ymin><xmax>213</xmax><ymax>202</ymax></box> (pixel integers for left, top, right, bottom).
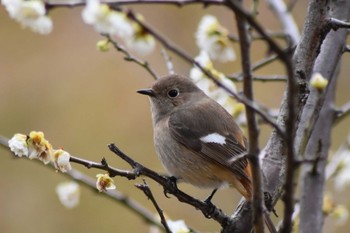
<box><xmin>0</xmin><ymin>1</ymin><xmax>349</xmax><ymax>233</ymax></box>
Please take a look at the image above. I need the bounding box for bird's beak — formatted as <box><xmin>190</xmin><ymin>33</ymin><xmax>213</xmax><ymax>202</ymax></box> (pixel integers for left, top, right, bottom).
<box><xmin>137</xmin><ymin>88</ymin><xmax>155</xmax><ymax>97</ymax></box>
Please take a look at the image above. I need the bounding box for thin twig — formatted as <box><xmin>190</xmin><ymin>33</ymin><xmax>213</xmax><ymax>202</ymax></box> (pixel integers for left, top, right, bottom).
<box><xmin>328</xmin><ymin>17</ymin><xmax>350</xmax><ymax>30</ymax></box>
<box><xmin>65</xmin><ymin>169</ymin><xmax>164</xmax><ymax>230</ymax></box>
<box><xmin>229</xmin><ymin>75</ymin><xmax>286</xmax><ymax>83</ymax></box>
<box><xmin>105</xmin><ymin>35</ymin><xmax>159</xmax><ymax>80</ymax></box>
<box><xmin>136</xmin><ymin>180</ymin><xmax>172</xmax><ymax>233</ymax></box>
<box><xmin>45</xmin><ymin>0</ymin><xmax>226</xmax><ymax>8</ymax></box>
<box><xmin>107</xmin><ymin>143</ymin><xmax>230</xmax><ymax>226</ymax></box>
<box><xmin>343</xmin><ymin>45</ymin><xmax>350</xmax><ymax>53</ymax></box>
<box><xmin>161</xmin><ymin>49</ymin><xmax>175</xmax><ymax>75</ymax></box>
<box><xmin>334</xmin><ymin>101</ymin><xmax>350</xmax><ymax>125</ymax></box>
<box><xmin>265</xmin><ymin>0</ymin><xmax>300</xmax><ymax>46</ymax></box>
<box><xmin>235</xmin><ymin>3</ymin><xmax>265</xmax><ymax>232</ymax></box>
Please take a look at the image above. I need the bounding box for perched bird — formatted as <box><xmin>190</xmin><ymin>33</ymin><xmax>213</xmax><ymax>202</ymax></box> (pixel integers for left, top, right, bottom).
<box><xmin>138</xmin><ymin>74</ymin><xmax>275</xmax><ymax>232</ymax></box>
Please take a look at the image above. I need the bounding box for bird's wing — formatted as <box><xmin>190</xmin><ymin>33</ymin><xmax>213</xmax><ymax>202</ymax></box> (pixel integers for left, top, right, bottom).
<box><xmin>168</xmin><ymin>101</ymin><xmax>250</xmax><ymax>182</ymax></box>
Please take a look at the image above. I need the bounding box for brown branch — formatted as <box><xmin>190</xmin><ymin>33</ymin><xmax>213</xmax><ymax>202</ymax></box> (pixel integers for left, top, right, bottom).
<box><xmin>224</xmin><ymin>2</ymin><xmax>297</xmax><ymax>233</ymax></box>
<box><xmin>136</xmin><ymin>180</ymin><xmax>172</xmax><ymax>233</ymax></box>
<box><xmin>229</xmin><ymin>75</ymin><xmax>287</xmax><ymax>83</ymax></box>
<box><xmin>229</xmin><ymin>53</ymin><xmax>279</xmax><ymax>81</ymax></box>
<box><xmin>235</xmin><ymin>2</ymin><xmax>265</xmax><ymax>232</ymax></box>
<box><xmin>45</xmin><ymin>0</ymin><xmax>226</xmax><ymax>8</ymax></box>
<box><xmin>107</xmin><ymin>144</ymin><xmax>230</xmax><ymax>226</ymax></box>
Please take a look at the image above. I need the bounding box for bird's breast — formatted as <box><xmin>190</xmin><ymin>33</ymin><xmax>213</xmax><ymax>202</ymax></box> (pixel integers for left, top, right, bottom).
<box><xmin>153</xmin><ymin>119</ymin><xmax>230</xmax><ymax>189</ymax></box>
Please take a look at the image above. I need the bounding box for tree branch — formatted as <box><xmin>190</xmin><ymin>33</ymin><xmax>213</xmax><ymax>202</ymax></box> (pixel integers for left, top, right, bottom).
<box><xmin>105</xmin><ymin>35</ymin><xmax>159</xmax><ymax>80</ymax></box>
<box><xmin>136</xmin><ymin>180</ymin><xmax>172</xmax><ymax>233</ymax></box>
<box><xmin>299</xmin><ymin>1</ymin><xmax>350</xmax><ymax>232</ymax></box>
<box><xmin>334</xmin><ymin>101</ymin><xmax>350</xmax><ymax>125</ymax></box>
<box><xmin>107</xmin><ymin>144</ymin><xmax>230</xmax><ymax>226</ymax></box>
<box><xmin>0</xmin><ymin>135</ymin><xmax>163</xmax><ymax>230</ymax></box>
<box><xmin>264</xmin><ymin>0</ymin><xmax>300</xmax><ymax>46</ymax></box>
<box><xmin>235</xmin><ymin>2</ymin><xmax>265</xmax><ymax>232</ymax></box>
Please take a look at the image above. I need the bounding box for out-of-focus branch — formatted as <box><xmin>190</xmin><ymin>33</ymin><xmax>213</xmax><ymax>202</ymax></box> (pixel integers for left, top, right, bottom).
<box><xmin>229</xmin><ymin>75</ymin><xmax>287</xmax><ymax>82</ymax></box>
<box><xmin>334</xmin><ymin>101</ymin><xmax>350</xmax><ymax>125</ymax></box>
<box><xmin>45</xmin><ymin>0</ymin><xmax>226</xmax><ymax>8</ymax></box>
<box><xmin>343</xmin><ymin>45</ymin><xmax>350</xmax><ymax>53</ymax></box>
<box><xmin>65</xmin><ymin>169</ymin><xmax>165</xmax><ymax>230</ymax></box>
<box><xmin>161</xmin><ymin>49</ymin><xmax>175</xmax><ymax>75</ymax></box>
<box><xmin>265</xmin><ymin>0</ymin><xmax>300</xmax><ymax>46</ymax></box>
<box><xmin>0</xmin><ymin>135</ymin><xmax>163</xmax><ymax>231</ymax></box>
<box><xmin>228</xmin><ymin>53</ymin><xmax>282</xmax><ymax>81</ymax></box>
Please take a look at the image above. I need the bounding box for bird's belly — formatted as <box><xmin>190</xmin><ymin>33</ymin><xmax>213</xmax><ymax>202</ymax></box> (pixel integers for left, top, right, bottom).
<box><xmin>154</xmin><ymin>128</ymin><xmax>227</xmax><ymax>189</ymax></box>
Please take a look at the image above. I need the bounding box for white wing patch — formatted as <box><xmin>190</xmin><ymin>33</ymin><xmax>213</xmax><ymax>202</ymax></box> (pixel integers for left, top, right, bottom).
<box><xmin>200</xmin><ymin>133</ymin><xmax>226</xmax><ymax>145</ymax></box>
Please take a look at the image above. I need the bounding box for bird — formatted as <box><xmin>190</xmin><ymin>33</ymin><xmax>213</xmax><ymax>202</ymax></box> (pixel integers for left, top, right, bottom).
<box><xmin>137</xmin><ymin>73</ymin><xmax>275</xmax><ymax>232</ymax></box>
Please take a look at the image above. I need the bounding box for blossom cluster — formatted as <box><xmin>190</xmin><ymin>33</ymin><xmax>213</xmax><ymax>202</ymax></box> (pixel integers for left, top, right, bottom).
<box><xmin>196</xmin><ymin>15</ymin><xmax>235</xmax><ymax>63</ymax></box>
<box><xmin>8</xmin><ymin>131</ymin><xmax>71</xmax><ymax>172</ymax></box>
<box><xmin>190</xmin><ymin>15</ymin><xmax>245</xmax><ymax>124</ymax></box>
<box><xmin>8</xmin><ymin>131</ymin><xmax>116</xmax><ymax>199</ymax></box>
<box><xmin>2</xmin><ymin>0</ymin><xmax>156</xmax><ymax>55</ymax></box>
<box><xmin>82</xmin><ymin>0</ymin><xmax>155</xmax><ymax>55</ymax></box>
<box><xmin>2</xmin><ymin>0</ymin><xmax>52</xmax><ymax>35</ymax></box>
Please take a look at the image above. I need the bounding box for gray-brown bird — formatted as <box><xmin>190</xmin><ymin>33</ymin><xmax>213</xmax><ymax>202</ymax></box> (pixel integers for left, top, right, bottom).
<box><xmin>138</xmin><ymin>74</ymin><xmax>275</xmax><ymax>232</ymax></box>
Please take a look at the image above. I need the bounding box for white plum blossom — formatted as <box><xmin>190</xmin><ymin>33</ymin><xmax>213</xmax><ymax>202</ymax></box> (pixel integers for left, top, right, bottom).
<box><xmin>333</xmin><ymin>152</ymin><xmax>350</xmax><ymax>192</ymax></box>
<box><xmin>82</xmin><ymin>0</ymin><xmax>155</xmax><ymax>55</ymax></box>
<box><xmin>167</xmin><ymin>220</ymin><xmax>190</xmax><ymax>233</ymax></box>
<box><xmin>8</xmin><ymin>133</ymin><xmax>28</xmax><ymax>157</ymax></box>
<box><xmin>53</xmin><ymin>149</ymin><xmax>72</xmax><ymax>173</ymax></box>
<box><xmin>56</xmin><ymin>181</ymin><xmax>80</xmax><ymax>209</ymax></box>
<box><xmin>125</xmin><ymin>15</ymin><xmax>156</xmax><ymax>56</ymax></box>
<box><xmin>190</xmin><ymin>51</ymin><xmax>237</xmax><ymax>114</ymax></box>
<box><xmin>2</xmin><ymin>0</ymin><xmax>53</xmax><ymax>35</ymax></box>
<box><xmin>126</xmin><ymin>33</ymin><xmax>156</xmax><ymax>56</ymax></box>
<box><xmin>82</xmin><ymin>0</ymin><xmax>134</xmax><ymax>39</ymax></box>
<box><xmin>96</xmin><ymin>173</ymin><xmax>116</xmax><ymax>192</ymax></box>
<box><xmin>26</xmin><ymin>131</ymin><xmax>53</xmax><ymax>164</ymax></box>
<box><xmin>196</xmin><ymin>15</ymin><xmax>235</xmax><ymax>62</ymax></box>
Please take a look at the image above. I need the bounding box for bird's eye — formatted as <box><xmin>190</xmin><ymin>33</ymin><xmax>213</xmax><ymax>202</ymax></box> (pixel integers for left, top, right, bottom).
<box><xmin>167</xmin><ymin>89</ymin><xmax>179</xmax><ymax>98</ymax></box>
